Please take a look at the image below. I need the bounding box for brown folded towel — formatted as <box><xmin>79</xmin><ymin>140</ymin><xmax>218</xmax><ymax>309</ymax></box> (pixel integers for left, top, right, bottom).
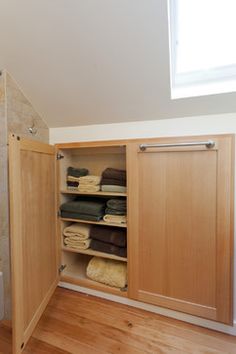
<box><xmin>90</xmin><ymin>225</ymin><xmax>127</xmax><ymax>247</ymax></box>
<box><xmin>90</xmin><ymin>239</ymin><xmax>127</xmax><ymax>258</ymax></box>
<box><xmin>102</xmin><ymin>168</ymin><xmax>126</xmax><ymax>181</ymax></box>
<box><xmin>101</xmin><ymin>177</ymin><xmax>126</xmax><ymax>186</ymax></box>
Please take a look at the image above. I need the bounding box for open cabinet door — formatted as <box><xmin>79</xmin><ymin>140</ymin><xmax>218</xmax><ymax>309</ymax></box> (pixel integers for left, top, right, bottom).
<box><xmin>9</xmin><ymin>135</ymin><xmax>59</xmax><ymax>354</ymax></box>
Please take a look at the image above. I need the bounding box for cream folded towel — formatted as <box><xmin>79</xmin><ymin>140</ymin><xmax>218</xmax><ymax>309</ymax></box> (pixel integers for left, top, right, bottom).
<box><xmin>103</xmin><ymin>214</ymin><xmax>127</xmax><ymax>225</ymax></box>
<box><xmin>63</xmin><ymin>223</ymin><xmax>91</xmax><ymax>240</ymax></box>
<box><xmin>79</xmin><ymin>175</ymin><xmax>101</xmax><ymax>186</ymax></box>
<box><xmin>64</xmin><ymin>236</ymin><xmax>91</xmax><ymax>250</ymax></box>
<box><xmin>86</xmin><ymin>257</ymin><xmax>127</xmax><ymax>288</ymax></box>
<box><xmin>78</xmin><ymin>185</ymin><xmax>100</xmax><ymax>193</ymax></box>
<box><xmin>67</xmin><ymin>175</ymin><xmax>80</xmax><ymax>183</ymax></box>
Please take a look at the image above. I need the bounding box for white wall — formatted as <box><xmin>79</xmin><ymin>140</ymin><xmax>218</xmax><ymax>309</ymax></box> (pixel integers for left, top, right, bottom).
<box><xmin>50</xmin><ymin>112</ymin><xmax>236</xmax><ymax>334</ymax></box>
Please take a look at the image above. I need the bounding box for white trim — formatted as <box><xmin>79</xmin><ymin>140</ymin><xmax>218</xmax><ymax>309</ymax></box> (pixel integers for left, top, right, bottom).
<box><xmin>59</xmin><ymin>281</ymin><xmax>236</xmax><ymax>335</ymax></box>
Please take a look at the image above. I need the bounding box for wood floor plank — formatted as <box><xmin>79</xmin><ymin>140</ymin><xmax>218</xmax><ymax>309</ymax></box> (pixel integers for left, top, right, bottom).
<box><xmin>1</xmin><ymin>287</ymin><xmax>236</xmax><ymax>354</ymax></box>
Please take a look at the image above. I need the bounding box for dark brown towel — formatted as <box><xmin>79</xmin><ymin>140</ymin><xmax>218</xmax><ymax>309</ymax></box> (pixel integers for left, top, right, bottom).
<box><xmin>101</xmin><ymin>177</ymin><xmax>126</xmax><ymax>186</ymax></box>
<box><xmin>102</xmin><ymin>168</ymin><xmax>126</xmax><ymax>181</ymax></box>
<box><xmin>90</xmin><ymin>225</ymin><xmax>127</xmax><ymax>247</ymax></box>
<box><xmin>90</xmin><ymin>239</ymin><xmax>127</xmax><ymax>258</ymax></box>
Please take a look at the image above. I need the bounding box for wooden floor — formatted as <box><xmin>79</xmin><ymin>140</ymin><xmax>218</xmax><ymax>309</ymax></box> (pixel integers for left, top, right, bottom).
<box><xmin>1</xmin><ymin>287</ymin><xmax>236</xmax><ymax>354</ymax></box>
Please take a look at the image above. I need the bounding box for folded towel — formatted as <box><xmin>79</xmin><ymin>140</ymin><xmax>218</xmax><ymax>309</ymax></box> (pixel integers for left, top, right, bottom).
<box><xmin>90</xmin><ymin>225</ymin><xmax>127</xmax><ymax>247</ymax></box>
<box><xmin>101</xmin><ymin>177</ymin><xmax>126</xmax><ymax>187</ymax></box>
<box><xmin>67</xmin><ymin>181</ymin><xmax>79</xmax><ymax>187</ymax></box>
<box><xmin>78</xmin><ymin>185</ymin><xmax>100</xmax><ymax>193</ymax></box>
<box><xmin>79</xmin><ymin>175</ymin><xmax>101</xmax><ymax>185</ymax></box>
<box><xmin>107</xmin><ymin>199</ymin><xmax>126</xmax><ymax>211</ymax></box>
<box><xmin>86</xmin><ymin>257</ymin><xmax>127</xmax><ymax>288</ymax></box>
<box><xmin>67</xmin><ymin>186</ymin><xmax>79</xmax><ymax>191</ymax></box>
<box><xmin>63</xmin><ymin>223</ymin><xmax>91</xmax><ymax>240</ymax></box>
<box><xmin>103</xmin><ymin>214</ymin><xmax>127</xmax><ymax>224</ymax></box>
<box><xmin>60</xmin><ymin>199</ymin><xmax>105</xmax><ymax>217</ymax></box>
<box><xmin>105</xmin><ymin>208</ymin><xmax>126</xmax><ymax>215</ymax></box>
<box><xmin>101</xmin><ymin>185</ymin><xmax>127</xmax><ymax>193</ymax></box>
<box><xmin>67</xmin><ymin>166</ymin><xmax>89</xmax><ymax>178</ymax></box>
<box><xmin>90</xmin><ymin>239</ymin><xmax>127</xmax><ymax>258</ymax></box>
<box><xmin>61</xmin><ymin>211</ymin><xmax>103</xmax><ymax>222</ymax></box>
<box><xmin>102</xmin><ymin>168</ymin><xmax>126</xmax><ymax>181</ymax></box>
<box><xmin>67</xmin><ymin>175</ymin><xmax>80</xmax><ymax>183</ymax></box>
<box><xmin>64</xmin><ymin>236</ymin><xmax>91</xmax><ymax>250</ymax></box>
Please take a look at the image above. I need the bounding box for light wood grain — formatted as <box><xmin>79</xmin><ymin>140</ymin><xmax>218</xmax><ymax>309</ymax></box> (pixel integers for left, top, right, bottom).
<box><xmin>2</xmin><ymin>287</ymin><xmax>236</xmax><ymax>353</ymax></box>
<box><xmin>61</xmin><ymin>217</ymin><xmax>127</xmax><ymax>228</ymax></box>
<box><xmin>9</xmin><ymin>135</ymin><xmax>59</xmax><ymax>354</ymax></box>
<box><xmin>62</xmin><ymin>246</ymin><xmax>127</xmax><ymax>262</ymax></box>
<box><xmin>128</xmin><ymin>134</ymin><xmax>234</xmax><ymax>324</ymax></box>
<box><xmin>61</xmin><ymin>189</ymin><xmax>127</xmax><ymax>197</ymax></box>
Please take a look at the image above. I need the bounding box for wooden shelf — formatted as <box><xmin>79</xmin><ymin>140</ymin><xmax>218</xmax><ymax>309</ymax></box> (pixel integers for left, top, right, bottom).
<box><xmin>62</xmin><ymin>246</ymin><xmax>127</xmax><ymax>262</ymax></box>
<box><xmin>61</xmin><ymin>190</ymin><xmax>127</xmax><ymax>197</ymax></box>
<box><xmin>61</xmin><ymin>217</ymin><xmax>127</xmax><ymax>228</ymax></box>
<box><xmin>60</xmin><ymin>256</ymin><xmax>127</xmax><ymax>298</ymax></box>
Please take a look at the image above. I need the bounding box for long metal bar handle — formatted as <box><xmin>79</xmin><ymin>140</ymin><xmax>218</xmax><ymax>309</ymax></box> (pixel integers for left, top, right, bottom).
<box><xmin>139</xmin><ymin>140</ymin><xmax>215</xmax><ymax>151</ymax></box>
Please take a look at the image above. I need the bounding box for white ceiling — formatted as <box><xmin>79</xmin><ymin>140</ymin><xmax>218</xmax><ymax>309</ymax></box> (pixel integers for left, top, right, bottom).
<box><xmin>0</xmin><ymin>0</ymin><xmax>236</xmax><ymax>127</ymax></box>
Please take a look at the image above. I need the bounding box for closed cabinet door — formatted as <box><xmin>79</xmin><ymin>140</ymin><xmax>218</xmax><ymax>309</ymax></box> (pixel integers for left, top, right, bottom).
<box><xmin>9</xmin><ymin>135</ymin><xmax>60</xmax><ymax>353</ymax></box>
<box><xmin>127</xmin><ymin>135</ymin><xmax>234</xmax><ymax>324</ymax></box>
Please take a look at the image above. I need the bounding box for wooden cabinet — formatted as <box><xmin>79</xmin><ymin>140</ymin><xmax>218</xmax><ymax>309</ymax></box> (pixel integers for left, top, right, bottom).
<box><xmin>8</xmin><ymin>134</ymin><xmax>234</xmax><ymax>353</ymax></box>
<box><xmin>127</xmin><ymin>135</ymin><xmax>234</xmax><ymax>325</ymax></box>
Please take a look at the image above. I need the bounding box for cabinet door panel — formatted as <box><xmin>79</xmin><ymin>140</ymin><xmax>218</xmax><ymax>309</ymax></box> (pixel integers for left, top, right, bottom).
<box><xmin>9</xmin><ymin>136</ymin><xmax>59</xmax><ymax>354</ymax></box>
<box><xmin>127</xmin><ymin>135</ymin><xmax>234</xmax><ymax>324</ymax></box>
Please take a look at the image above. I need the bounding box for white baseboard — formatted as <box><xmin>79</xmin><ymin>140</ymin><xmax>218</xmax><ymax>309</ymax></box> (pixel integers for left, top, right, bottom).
<box><xmin>59</xmin><ymin>281</ymin><xmax>236</xmax><ymax>336</ymax></box>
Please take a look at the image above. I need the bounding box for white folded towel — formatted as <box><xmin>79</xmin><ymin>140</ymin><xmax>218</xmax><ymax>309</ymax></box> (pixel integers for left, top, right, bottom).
<box><xmin>79</xmin><ymin>175</ymin><xmax>101</xmax><ymax>186</ymax></box>
<box><xmin>63</xmin><ymin>223</ymin><xmax>91</xmax><ymax>240</ymax></box>
<box><xmin>64</xmin><ymin>236</ymin><xmax>91</xmax><ymax>250</ymax></box>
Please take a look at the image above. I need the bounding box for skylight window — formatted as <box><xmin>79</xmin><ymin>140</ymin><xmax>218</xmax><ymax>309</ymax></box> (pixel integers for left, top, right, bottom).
<box><xmin>168</xmin><ymin>0</ymin><xmax>236</xmax><ymax>99</ymax></box>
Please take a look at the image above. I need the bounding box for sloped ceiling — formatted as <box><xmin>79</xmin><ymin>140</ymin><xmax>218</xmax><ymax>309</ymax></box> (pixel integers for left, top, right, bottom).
<box><xmin>0</xmin><ymin>0</ymin><xmax>236</xmax><ymax>127</ymax></box>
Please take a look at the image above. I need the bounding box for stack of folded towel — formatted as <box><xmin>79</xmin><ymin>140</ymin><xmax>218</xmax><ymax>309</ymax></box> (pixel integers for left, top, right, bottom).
<box><xmin>78</xmin><ymin>175</ymin><xmax>101</xmax><ymax>193</ymax></box>
<box><xmin>67</xmin><ymin>166</ymin><xmax>89</xmax><ymax>190</ymax></box>
<box><xmin>63</xmin><ymin>223</ymin><xmax>91</xmax><ymax>250</ymax></box>
<box><xmin>90</xmin><ymin>225</ymin><xmax>127</xmax><ymax>258</ymax></box>
<box><xmin>60</xmin><ymin>197</ymin><xmax>106</xmax><ymax>221</ymax></box>
<box><xmin>101</xmin><ymin>168</ymin><xmax>126</xmax><ymax>193</ymax></box>
<box><xmin>86</xmin><ymin>256</ymin><xmax>127</xmax><ymax>288</ymax></box>
<box><xmin>103</xmin><ymin>198</ymin><xmax>127</xmax><ymax>224</ymax></box>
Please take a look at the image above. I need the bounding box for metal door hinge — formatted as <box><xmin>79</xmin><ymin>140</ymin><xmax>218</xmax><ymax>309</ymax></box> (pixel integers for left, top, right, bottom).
<box><xmin>57</xmin><ymin>153</ymin><xmax>64</xmax><ymax>160</ymax></box>
<box><xmin>59</xmin><ymin>264</ymin><xmax>66</xmax><ymax>274</ymax></box>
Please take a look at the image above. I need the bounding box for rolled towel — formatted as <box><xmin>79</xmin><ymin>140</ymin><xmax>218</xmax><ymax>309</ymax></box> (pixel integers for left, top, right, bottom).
<box><xmin>102</xmin><ymin>168</ymin><xmax>126</xmax><ymax>182</ymax></box>
<box><xmin>78</xmin><ymin>185</ymin><xmax>100</xmax><ymax>193</ymax></box>
<box><xmin>103</xmin><ymin>214</ymin><xmax>127</xmax><ymax>225</ymax></box>
<box><xmin>90</xmin><ymin>225</ymin><xmax>127</xmax><ymax>247</ymax></box>
<box><xmin>90</xmin><ymin>239</ymin><xmax>127</xmax><ymax>258</ymax></box>
<box><xmin>86</xmin><ymin>257</ymin><xmax>127</xmax><ymax>288</ymax></box>
<box><xmin>64</xmin><ymin>236</ymin><xmax>91</xmax><ymax>250</ymax></box>
<box><xmin>101</xmin><ymin>185</ymin><xmax>127</xmax><ymax>193</ymax></box>
<box><xmin>63</xmin><ymin>223</ymin><xmax>91</xmax><ymax>240</ymax></box>
<box><xmin>79</xmin><ymin>175</ymin><xmax>101</xmax><ymax>186</ymax></box>
<box><xmin>67</xmin><ymin>166</ymin><xmax>89</xmax><ymax>178</ymax></box>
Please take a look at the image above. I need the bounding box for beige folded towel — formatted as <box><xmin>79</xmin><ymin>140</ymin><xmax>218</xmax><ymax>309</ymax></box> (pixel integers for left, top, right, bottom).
<box><xmin>103</xmin><ymin>214</ymin><xmax>127</xmax><ymax>225</ymax></box>
<box><xmin>78</xmin><ymin>185</ymin><xmax>100</xmax><ymax>193</ymax></box>
<box><xmin>79</xmin><ymin>175</ymin><xmax>101</xmax><ymax>185</ymax></box>
<box><xmin>86</xmin><ymin>257</ymin><xmax>127</xmax><ymax>288</ymax></box>
<box><xmin>67</xmin><ymin>175</ymin><xmax>80</xmax><ymax>183</ymax></box>
<box><xmin>63</xmin><ymin>223</ymin><xmax>91</xmax><ymax>240</ymax></box>
<box><xmin>64</xmin><ymin>236</ymin><xmax>91</xmax><ymax>250</ymax></box>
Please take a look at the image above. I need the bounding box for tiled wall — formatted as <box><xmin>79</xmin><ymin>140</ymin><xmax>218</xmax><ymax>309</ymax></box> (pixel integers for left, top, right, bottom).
<box><xmin>0</xmin><ymin>70</ymin><xmax>49</xmax><ymax>319</ymax></box>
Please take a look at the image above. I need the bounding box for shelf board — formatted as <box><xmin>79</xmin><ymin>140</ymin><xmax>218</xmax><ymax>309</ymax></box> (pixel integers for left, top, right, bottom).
<box><xmin>61</xmin><ymin>217</ymin><xmax>127</xmax><ymax>228</ymax></box>
<box><xmin>60</xmin><ymin>257</ymin><xmax>127</xmax><ymax>297</ymax></box>
<box><xmin>62</xmin><ymin>246</ymin><xmax>127</xmax><ymax>262</ymax></box>
<box><xmin>61</xmin><ymin>189</ymin><xmax>127</xmax><ymax>197</ymax></box>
